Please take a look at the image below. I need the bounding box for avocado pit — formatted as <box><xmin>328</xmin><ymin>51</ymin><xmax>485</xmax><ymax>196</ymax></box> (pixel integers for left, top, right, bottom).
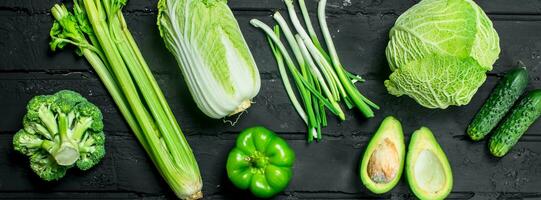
<box><xmin>367</xmin><ymin>138</ymin><xmax>399</xmax><ymax>184</ymax></box>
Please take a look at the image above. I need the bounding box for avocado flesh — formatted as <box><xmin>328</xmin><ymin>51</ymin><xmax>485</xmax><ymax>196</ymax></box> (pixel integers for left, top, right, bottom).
<box><xmin>360</xmin><ymin>116</ymin><xmax>405</xmax><ymax>194</ymax></box>
<box><xmin>406</xmin><ymin>127</ymin><xmax>453</xmax><ymax>200</ymax></box>
<box><xmin>414</xmin><ymin>150</ymin><xmax>445</xmax><ymax>193</ymax></box>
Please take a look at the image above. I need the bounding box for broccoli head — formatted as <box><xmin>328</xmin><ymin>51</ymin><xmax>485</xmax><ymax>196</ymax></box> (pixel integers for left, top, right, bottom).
<box><xmin>13</xmin><ymin>90</ymin><xmax>106</xmax><ymax>181</ymax></box>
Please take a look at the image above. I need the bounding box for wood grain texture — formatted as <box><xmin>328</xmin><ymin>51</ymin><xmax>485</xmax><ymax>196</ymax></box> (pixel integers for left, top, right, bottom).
<box><xmin>2</xmin><ymin>0</ymin><xmax>541</xmax><ymax>14</ymax></box>
<box><xmin>0</xmin><ymin>0</ymin><xmax>540</xmax><ymax>199</ymax></box>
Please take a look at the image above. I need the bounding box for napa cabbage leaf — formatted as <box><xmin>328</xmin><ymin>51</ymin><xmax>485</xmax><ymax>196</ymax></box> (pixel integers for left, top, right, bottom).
<box><xmin>158</xmin><ymin>0</ymin><xmax>260</xmax><ymax>119</ymax></box>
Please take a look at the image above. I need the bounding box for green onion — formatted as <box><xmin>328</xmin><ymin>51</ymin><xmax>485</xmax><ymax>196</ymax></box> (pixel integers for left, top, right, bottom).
<box><xmin>267</xmin><ymin>26</ymin><xmax>308</xmax><ymax>126</ymax></box>
<box><xmin>298</xmin><ymin>0</ymin><xmax>328</xmax><ymax>59</ymax></box>
<box><xmin>318</xmin><ymin>0</ymin><xmax>378</xmax><ymax>115</ymax></box>
<box><xmin>253</xmin><ymin>19</ymin><xmax>343</xmax><ymax>141</ymax></box>
<box><xmin>251</xmin><ymin>0</ymin><xmax>379</xmax><ymax>141</ymax></box>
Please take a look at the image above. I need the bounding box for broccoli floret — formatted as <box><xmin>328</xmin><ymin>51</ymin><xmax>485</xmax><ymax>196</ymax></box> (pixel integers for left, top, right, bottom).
<box><xmin>13</xmin><ymin>90</ymin><xmax>106</xmax><ymax>181</ymax></box>
<box><xmin>77</xmin><ymin>131</ymin><xmax>106</xmax><ymax>170</ymax></box>
<box><xmin>25</xmin><ymin>95</ymin><xmax>59</xmax><ymax>137</ymax></box>
<box><xmin>75</xmin><ymin>101</ymin><xmax>104</xmax><ymax>133</ymax></box>
<box><xmin>30</xmin><ymin>151</ymin><xmax>68</xmax><ymax>181</ymax></box>
<box><xmin>55</xmin><ymin>90</ymin><xmax>87</xmax><ymax>102</ymax></box>
<box><xmin>13</xmin><ymin>130</ymin><xmax>49</xmax><ymax>156</ymax></box>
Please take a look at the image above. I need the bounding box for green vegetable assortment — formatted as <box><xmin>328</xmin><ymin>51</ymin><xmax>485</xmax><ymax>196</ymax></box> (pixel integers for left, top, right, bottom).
<box><xmin>6</xmin><ymin>0</ymin><xmax>541</xmax><ymax>199</ymax></box>
<box><xmin>13</xmin><ymin>90</ymin><xmax>105</xmax><ymax>181</ymax></box>
<box><xmin>226</xmin><ymin>127</ymin><xmax>295</xmax><ymax>198</ymax></box>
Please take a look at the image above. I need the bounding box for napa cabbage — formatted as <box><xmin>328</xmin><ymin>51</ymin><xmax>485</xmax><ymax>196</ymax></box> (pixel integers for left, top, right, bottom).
<box><xmin>158</xmin><ymin>0</ymin><xmax>261</xmax><ymax>119</ymax></box>
<box><xmin>385</xmin><ymin>0</ymin><xmax>500</xmax><ymax>109</ymax></box>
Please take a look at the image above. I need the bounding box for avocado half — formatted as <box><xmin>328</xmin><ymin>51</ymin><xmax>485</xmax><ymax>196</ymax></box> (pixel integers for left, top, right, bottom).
<box><xmin>359</xmin><ymin>116</ymin><xmax>405</xmax><ymax>194</ymax></box>
<box><xmin>406</xmin><ymin>127</ymin><xmax>453</xmax><ymax>200</ymax></box>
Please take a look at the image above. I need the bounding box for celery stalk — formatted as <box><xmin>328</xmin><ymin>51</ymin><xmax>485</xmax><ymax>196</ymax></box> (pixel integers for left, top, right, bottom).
<box><xmin>49</xmin><ymin>0</ymin><xmax>202</xmax><ymax>199</ymax></box>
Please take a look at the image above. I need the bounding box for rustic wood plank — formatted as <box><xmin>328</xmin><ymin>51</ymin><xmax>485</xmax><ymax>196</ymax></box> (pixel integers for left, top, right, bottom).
<box><xmin>0</xmin><ymin>193</ymin><xmax>143</xmax><ymax>199</ymax></box>
<box><xmin>1</xmin><ymin>0</ymin><xmax>541</xmax><ymax>198</ymax></box>
<box><xmin>2</xmin><ymin>191</ymin><xmax>539</xmax><ymax>199</ymax></box>
<box><xmin>2</xmin><ymin>0</ymin><xmax>541</xmax><ymax>14</ymax></box>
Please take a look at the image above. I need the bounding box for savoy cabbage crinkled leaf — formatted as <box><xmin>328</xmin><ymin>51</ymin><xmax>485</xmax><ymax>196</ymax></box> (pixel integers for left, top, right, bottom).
<box><xmin>385</xmin><ymin>0</ymin><xmax>500</xmax><ymax>109</ymax></box>
<box><xmin>385</xmin><ymin>55</ymin><xmax>487</xmax><ymax>109</ymax></box>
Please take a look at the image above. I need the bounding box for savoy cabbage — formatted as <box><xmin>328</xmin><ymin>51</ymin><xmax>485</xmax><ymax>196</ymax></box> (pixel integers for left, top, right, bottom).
<box><xmin>385</xmin><ymin>0</ymin><xmax>500</xmax><ymax>109</ymax></box>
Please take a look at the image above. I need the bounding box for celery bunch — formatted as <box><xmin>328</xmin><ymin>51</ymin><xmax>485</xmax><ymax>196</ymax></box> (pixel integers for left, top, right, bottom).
<box><xmin>49</xmin><ymin>1</ymin><xmax>202</xmax><ymax>199</ymax></box>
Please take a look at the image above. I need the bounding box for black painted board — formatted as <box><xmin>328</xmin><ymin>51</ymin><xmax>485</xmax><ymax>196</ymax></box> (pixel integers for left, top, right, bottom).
<box><xmin>1</xmin><ymin>0</ymin><xmax>541</xmax><ymax>199</ymax></box>
<box><xmin>2</xmin><ymin>0</ymin><xmax>541</xmax><ymax>14</ymax></box>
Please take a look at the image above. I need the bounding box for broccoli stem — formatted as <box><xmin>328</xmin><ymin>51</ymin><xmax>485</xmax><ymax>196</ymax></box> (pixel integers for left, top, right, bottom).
<box><xmin>78</xmin><ymin>134</ymin><xmax>95</xmax><ymax>153</ymax></box>
<box><xmin>54</xmin><ymin>113</ymin><xmax>80</xmax><ymax>166</ymax></box>
<box><xmin>38</xmin><ymin>105</ymin><xmax>58</xmax><ymax>136</ymax></box>
<box><xmin>41</xmin><ymin>140</ymin><xmax>57</xmax><ymax>153</ymax></box>
<box><xmin>71</xmin><ymin>117</ymin><xmax>93</xmax><ymax>143</ymax></box>
<box><xmin>32</xmin><ymin>123</ymin><xmax>54</xmax><ymax>140</ymax></box>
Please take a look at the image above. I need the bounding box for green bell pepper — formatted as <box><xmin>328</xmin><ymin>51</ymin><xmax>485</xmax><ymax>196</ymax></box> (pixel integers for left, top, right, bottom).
<box><xmin>226</xmin><ymin>126</ymin><xmax>295</xmax><ymax>198</ymax></box>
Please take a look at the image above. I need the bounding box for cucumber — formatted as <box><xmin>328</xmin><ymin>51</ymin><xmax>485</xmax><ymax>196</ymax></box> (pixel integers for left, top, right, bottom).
<box><xmin>467</xmin><ymin>67</ymin><xmax>528</xmax><ymax>141</ymax></box>
<box><xmin>489</xmin><ymin>90</ymin><xmax>541</xmax><ymax>157</ymax></box>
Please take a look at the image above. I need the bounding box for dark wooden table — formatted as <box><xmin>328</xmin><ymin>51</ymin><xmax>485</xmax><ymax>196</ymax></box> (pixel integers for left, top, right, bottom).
<box><xmin>1</xmin><ymin>0</ymin><xmax>540</xmax><ymax>199</ymax></box>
